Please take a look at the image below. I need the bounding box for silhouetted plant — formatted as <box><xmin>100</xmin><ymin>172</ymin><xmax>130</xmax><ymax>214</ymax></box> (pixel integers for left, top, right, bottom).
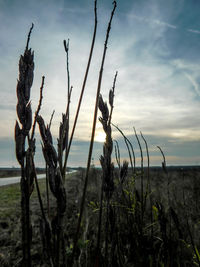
<box><xmin>15</xmin><ymin>23</ymin><xmax>47</xmax><ymax>267</ymax></box>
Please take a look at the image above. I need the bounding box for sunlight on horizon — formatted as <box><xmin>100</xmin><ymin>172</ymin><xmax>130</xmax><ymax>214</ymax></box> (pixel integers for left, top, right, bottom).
<box><xmin>95</xmin><ymin>131</ymin><xmax>106</xmax><ymax>143</ymax></box>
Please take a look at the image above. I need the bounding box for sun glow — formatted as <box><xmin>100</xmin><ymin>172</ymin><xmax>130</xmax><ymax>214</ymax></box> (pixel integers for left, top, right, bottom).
<box><xmin>95</xmin><ymin>131</ymin><xmax>106</xmax><ymax>143</ymax></box>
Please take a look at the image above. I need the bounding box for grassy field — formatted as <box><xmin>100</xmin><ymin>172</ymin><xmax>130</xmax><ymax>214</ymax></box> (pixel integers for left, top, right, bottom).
<box><xmin>1</xmin><ymin>167</ymin><xmax>200</xmax><ymax>266</ymax></box>
<box><xmin>0</xmin><ymin>171</ymin><xmax>80</xmax><ymax>266</ymax></box>
<box><xmin>0</xmin><ymin>179</ymin><xmax>47</xmax><ymax>218</ymax></box>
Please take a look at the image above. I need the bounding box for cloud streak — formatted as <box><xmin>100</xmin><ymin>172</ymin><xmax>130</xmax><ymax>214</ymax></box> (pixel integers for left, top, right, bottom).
<box><xmin>183</xmin><ymin>72</ymin><xmax>200</xmax><ymax>97</ymax></box>
<box><xmin>187</xmin><ymin>29</ymin><xmax>200</xmax><ymax>35</ymax></box>
<box><xmin>128</xmin><ymin>14</ymin><xmax>177</xmax><ymax>30</ymax></box>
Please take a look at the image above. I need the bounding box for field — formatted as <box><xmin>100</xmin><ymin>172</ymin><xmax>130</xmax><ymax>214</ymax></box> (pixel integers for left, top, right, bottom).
<box><xmin>0</xmin><ymin>166</ymin><xmax>200</xmax><ymax>266</ymax></box>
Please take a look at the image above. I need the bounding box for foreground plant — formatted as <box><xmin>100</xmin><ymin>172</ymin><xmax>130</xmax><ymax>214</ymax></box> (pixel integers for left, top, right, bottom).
<box><xmin>15</xmin><ymin>23</ymin><xmax>45</xmax><ymax>266</ymax></box>
<box><xmin>96</xmin><ymin>72</ymin><xmax>117</xmax><ymax>266</ymax></box>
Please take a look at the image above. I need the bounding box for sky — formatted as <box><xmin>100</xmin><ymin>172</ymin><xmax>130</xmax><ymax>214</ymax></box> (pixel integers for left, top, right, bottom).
<box><xmin>0</xmin><ymin>0</ymin><xmax>200</xmax><ymax>168</ymax></box>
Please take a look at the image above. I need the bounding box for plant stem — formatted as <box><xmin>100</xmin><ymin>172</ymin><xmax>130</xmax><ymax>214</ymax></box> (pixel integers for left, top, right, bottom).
<box><xmin>71</xmin><ymin>1</ymin><xmax>117</xmax><ymax>264</ymax></box>
<box><xmin>112</xmin><ymin>123</ymin><xmax>135</xmax><ymax>175</ymax></box>
<box><xmin>62</xmin><ymin>0</ymin><xmax>98</xmax><ymax>178</ymax></box>
<box><xmin>134</xmin><ymin>127</ymin><xmax>144</xmax><ymax>225</ymax></box>
<box><xmin>95</xmin><ymin>179</ymin><xmax>104</xmax><ymax>267</ymax></box>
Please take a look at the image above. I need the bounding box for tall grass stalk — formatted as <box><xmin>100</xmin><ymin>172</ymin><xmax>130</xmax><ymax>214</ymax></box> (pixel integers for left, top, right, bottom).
<box><xmin>134</xmin><ymin>127</ymin><xmax>144</xmax><ymax>224</ymax></box>
<box><xmin>140</xmin><ymin>131</ymin><xmax>153</xmax><ymax>235</ymax></box>
<box><xmin>59</xmin><ymin>39</ymin><xmax>71</xmax><ymax>178</ymax></box>
<box><xmin>71</xmin><ymin>2</ymin><xmax>117</xmax><ymax>264</ymax></box>
<box><xmin>97</xmin><ymin>71</ymin><xmax>117</xmax><ymax>266</ymax></box>
<box><xmin>62</xmin><ymin>0</ymin><xmax>98</xmax><ymax>178</ymax></box>
<box><xmin>15</xmin><ymin>23</ymin><xmax>48</xmax><ymax>266</ymax></box>
<box><xmin>112</xmin><ymin>123</ymin><xmax>135</xmax><ymax>175</ymax></box>
<box><xmin>114</xmin><ymin>139</ymin><xmax>121</xmax><ymax>169</ymax></box>
<box><xmin>37</xmin><ymin>114</ymin><xmax>67</xmax><ymax>266</ymax></box>
<box><xmin>15</xmin><ymin>23</ymin><xmax>34</xmax><ymax>267</ymax></box>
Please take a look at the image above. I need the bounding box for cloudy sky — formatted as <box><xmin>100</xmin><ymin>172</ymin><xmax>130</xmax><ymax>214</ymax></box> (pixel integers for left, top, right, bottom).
<box><xmin>0</xmin><ymin>0</ymin><xmax>200</xmax><ymax>168</ymax></box>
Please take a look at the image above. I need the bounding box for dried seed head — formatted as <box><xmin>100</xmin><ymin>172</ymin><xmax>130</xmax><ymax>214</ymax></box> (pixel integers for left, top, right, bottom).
<box><xmin>43</xmin><ymin>143</ymin><xmax>57</xmax><ymax>168</ymax></box>
<box><xmin>48</xmin><ymin>166</ymin><xmax>57</xmax><ymax>197</ymax></box>
<box><xmin>37</xmin><ymin>115</ymin><xmax>53</xmax><ymax>144</ymax></box>
<box><xmin>15</xmin><ymin>121</ymin><xmax>25</xmax><ymax>165</ymax></box>
<box><xmin>46</xmin><ymin>126</ymin><xmax>53</xmax><ymax>145</ymax></box>
<box><xmin>16</xmin><ymin>91</ymin><xmax>32</xmax><ymax>135</ymax></box>
<box><xmin>55</xmin><ymin>169</ymin><xmax>66</xmax><ymax>214</ymax></box>
<box><xmin>58</xmin><ymin>113</ymin><xmax>68</xmax><ymax>151</ymax></box>
<box><xmin>16</xmin><ymin>102</ymin><xmax>25</xmax><ymax>126</ymax></box>
<box><xmin>120</xmin><ymin>160</ymin><xmax>129</xmax><ymax>183</ymax></box>
<box><xmin>48</xmin><ymin>167</ymin><xmax>66</xmax><ymax>213</ymax></box>
<box><xmin>99</xmin><ymin>117</ymin><xmax>107</xmax><ymax>133</ymax></box>
<box><xmin>16</xmin><ymin>81</ymin><xmax>25</xmax><ymax>103</ymax></box>
<box><xmin>37</xmin><ymin>115</ymin><xmax>47</xmax><ymax>142</ymax></box>
<box><xmin>98</xmin><ymin>94</ymin><xmax>109</xmax><ymax>121</ymax></box>
<box><xmin>100</xmin><ymin>154</ymin><xmax>114</xmax><ymax>199</ymax></box>
<box><xmin>18</xmin><ymin>49</ymin><xmax>34</xmax><ymax>102</ymax></box>
<box><xmin>24</xmin><ymin>101</ymin><xmax>32</xmax><ymax>133</ymax></box>
<box><xmin>109</xmin><ymin>89</ymin><xmax>114</xmax><ymax>107</ymax></box>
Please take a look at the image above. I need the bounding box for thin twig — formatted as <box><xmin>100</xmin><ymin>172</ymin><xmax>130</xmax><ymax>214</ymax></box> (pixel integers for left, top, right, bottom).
<box><xmin>26</xmin><ymin>23</ymin><xmax>34</xmax><ymax>51</ymax></box>
<box><xmin>65</xmin><ymin>86</ymin><xmax>73</xmax><ymax>119</ymax></box>
<box><xmin>61</xmin><ymin>39</ymin><xmax>71</xmax><ymax>179</ymax></box>
<box><xmin>48</xmin><ymin>110</ymin><xmax>55</xmax><ymax>130</ymax></box>
<box><xmin>63</xmin><ymin>39</ymin><xmax>70</xmax><ymax>107</ymax></box>
<box><xmin>31</xmin><ymin>76</ymin><xmax>45</xmax><ymax>140</ymax></box>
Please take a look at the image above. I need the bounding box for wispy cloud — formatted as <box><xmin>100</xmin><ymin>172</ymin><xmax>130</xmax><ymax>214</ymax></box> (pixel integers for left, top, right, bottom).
<box><xmin>183</xmin><ymin>72</ymin><xmax>200</xmax><ymax>97</ymax></box>
<box><xmin>128</xmin><ymin>14</ymin><xmax>200</xmax><ymax>36</ymax></box>
<box><xmin>128</xmin><ymin>14</ymin><xmax>177</xmax><ymax>30</ymax></box>
<box><xmin>153</xmin><ymin>19</ymin><xmax>177</xmax><ymax>29</ymax></box>
<box><xmin>187</xmin><ymin>29</ymin><xmax>200</xmax><ymax>35</ymax></box>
